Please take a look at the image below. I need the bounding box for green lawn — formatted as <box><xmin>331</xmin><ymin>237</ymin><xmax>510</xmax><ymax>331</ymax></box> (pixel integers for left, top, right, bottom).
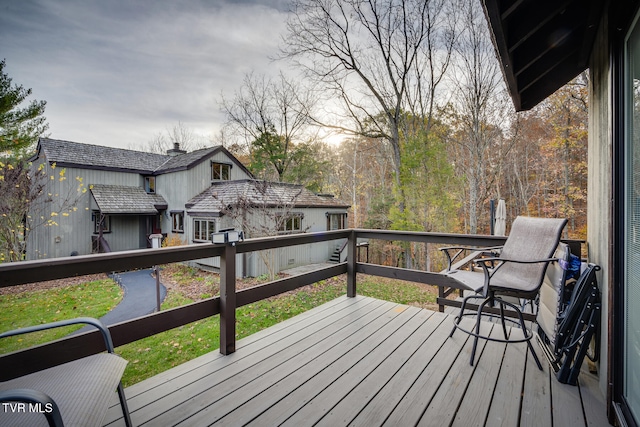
<box><xmin>0</xmin><ymin>279</ymin><xmax>123</xmax><ymax>354</ymax></box>
<box><xmin>0</xmin><ymin>270</ymin><xmax>438</xmax><ymax>387</ymax></box>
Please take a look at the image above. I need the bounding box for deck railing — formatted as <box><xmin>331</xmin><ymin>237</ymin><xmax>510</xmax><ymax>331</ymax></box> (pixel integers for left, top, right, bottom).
<box><xmin>0</xmin><ymin>229</ymin><xmax>583</xmax><ymax>380</ymax></box>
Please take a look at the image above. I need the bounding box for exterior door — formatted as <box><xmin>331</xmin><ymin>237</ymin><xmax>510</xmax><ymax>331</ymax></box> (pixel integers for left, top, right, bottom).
<box><xmin>623</xmin><ymin>13</ymin><xmax>640</xmax><ymax>425</ymax></box>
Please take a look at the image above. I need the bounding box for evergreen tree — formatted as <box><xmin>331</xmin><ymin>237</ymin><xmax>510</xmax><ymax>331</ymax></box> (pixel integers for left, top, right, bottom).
<box><xmin>0</xmin><ymin>59</ymin><xmax>48</xmax><ymax>154</ymax></box>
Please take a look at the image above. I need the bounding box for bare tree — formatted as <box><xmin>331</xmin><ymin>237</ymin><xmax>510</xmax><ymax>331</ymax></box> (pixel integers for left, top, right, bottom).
<box><xmin>145</xmin><ymin>132</ymin><xmax>169</xmax><ymax>154</ymax></box>
<box><xmin>217</xmin><ymin>180</ymin><xmax>307</xmax><ymax>280</ymax></box>
<box><xmin>449</xmin><ymin>0</ymin><xmax>511</xmax><ymax>234</ymax></box>
<box><xmin>221</xmin><ymin>71</ymin><xmax>318</xmax><ymax>182</ymax></box>
<box><xmin>282</xmin><ymin>0</ymin><xmax>458</xmax><ymax>215</ymax></box>
<box><xmin>142</xmin><ymin>122</ymin><xmax>208</xmax><ymax>154</ymax></box>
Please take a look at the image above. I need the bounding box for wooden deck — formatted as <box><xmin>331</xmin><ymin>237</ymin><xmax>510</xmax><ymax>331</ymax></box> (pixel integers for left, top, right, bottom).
<box><xmin>103</xmin><ymin>296</ymin><xmax>608</xmax><ymax>426</ymax></box>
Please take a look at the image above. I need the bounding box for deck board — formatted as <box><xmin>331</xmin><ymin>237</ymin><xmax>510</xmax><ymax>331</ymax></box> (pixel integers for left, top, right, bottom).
<box><xmin>580</xmin><ymin>369</ymin><xmax>610</xmax><ymax>426</ymax></box>
<box><xmin>484</xmin><ymin>327</ymin><xmax>528</xmax><ymax>426</ymax></box>
<box><xmin>347</xmin><ymin>312</ymin><xmax>455</xmax><ymax>427</ymax></box>
<box><xmin>278</xmin><ymin>307</ymin><xmax>435</xmax><ymax>426</ymax></box>
<box><xmin>551</xmin><ymin>372</ymin><xmax>586</xmax><ymax>426</ymax></box>
<box><xmin>416</xmin><ymin>321</ymin><xmax>495</xmax><ymax>427</ymax></box>
<box><xmin>313</xmin><ymin>311</ymin><xmax>448</xmax><ymax>427</ymax></box>
<box><xmin>187</xmin><ymin>302</ymin><xmax>414</xmax><ymax>426</ymax></box>
<box><xmin>124</xmin><ymin>298</ymin><xmax>391</xmax><ymax>426</ymax></box>
<box><xmin>243</xmin><ymin>305</ymin><xmax>425</xmax><ymax>427</ymax></box>
<box><xmin>104</xmin><ymin>296</ymin><xmax>608</xmax><ymax>427</ymax></box>
<box><xmin>450</xmin><ymin>325</ymin><xmax>509</xmax><ymax>427</ymax></box>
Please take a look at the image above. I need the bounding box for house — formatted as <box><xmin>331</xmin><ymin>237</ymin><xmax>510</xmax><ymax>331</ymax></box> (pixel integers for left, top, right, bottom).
<box><xmin>480</xmin><ymin>0</ymin><xmax>639</xmax><ymax>425</ymax></box>
<box><xmin>26</xmin><ymin>138</ymin><xmax>349</xmax><ymax>276</ymax></box>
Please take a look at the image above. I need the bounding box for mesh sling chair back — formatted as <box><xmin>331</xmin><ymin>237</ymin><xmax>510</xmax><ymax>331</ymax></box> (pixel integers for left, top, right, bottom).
<box><xmin>446</xmin><ymin>216</ymin><xmax>568</xmax><ymax>368</ymax></box>
<box><xmin>0</xmin><ymin>317</ymin><xmax>132</xmax><ymax>427</ymax></box>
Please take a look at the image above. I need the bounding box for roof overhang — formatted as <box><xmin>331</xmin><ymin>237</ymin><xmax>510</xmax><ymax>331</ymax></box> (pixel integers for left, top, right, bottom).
<box><xmin>90</xmin><ymin>185</ymin><xmax>168</xmax><ymax>215</ymax></box>
<box><xmin>481</xmin><ymin>0</ymin><xmax>605</xmax><ymax>111</ymax></box>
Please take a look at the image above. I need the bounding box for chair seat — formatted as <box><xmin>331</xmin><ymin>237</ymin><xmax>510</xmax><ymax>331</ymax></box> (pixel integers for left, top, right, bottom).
<box><xmin>0</xmin><ymin>353</ymin><xmax>127</xmax><ymax>427</ymax></box>
<box><xmin>445</xmin><ymin>268</ymin><xmax>542</xmax><ymax>299</ymax></box>
<box><xmin>444</xmin><ymin>270</ymin><xmax>485</xmax><ymax>293</ymax></box>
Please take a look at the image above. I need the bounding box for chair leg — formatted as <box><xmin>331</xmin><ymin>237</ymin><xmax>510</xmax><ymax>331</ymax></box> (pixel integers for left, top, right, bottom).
<box><xmin>450</xmin><ymin>294</ymin><xmax>468</xmax><ymax>338</ymax></box>
<box><xmin>512</xmin><ymin>303</ymin><xmax>543</xmax><ymax>371</ymax></box>
<box><xmin>470</xmin><ymin>297</ymin><xmax>490</xmax><ymax>366</ymax></box>
<box><xmin>450</xmin><ymin>293</ymin><xmax>482</xmax><ymax>338</ymax></box>
<box><xmin>498</xmin><ymin>300</ymin><xmax>509</xmax><ymax>340</ymax></box>
<box><xmin>117</xmin><ymin>382</ymin><xmax>133</xmax><ymax>427</ymax></box>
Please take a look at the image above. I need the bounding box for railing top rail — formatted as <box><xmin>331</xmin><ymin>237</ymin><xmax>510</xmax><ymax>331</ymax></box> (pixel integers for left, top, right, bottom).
<box><xmin>0</xmin><ymin>230</ymin><xmax>352</xmax><ymax>288</ymax></box>
<box><xmin>235</xmin><ymin>229</ymin><xmax>351</xmax><ymax>253</ymax></box>
<box><xmin>0</xmin><ymin>244</ymin><xmax>224</xmax><ymax>288</ymax></box>
<box><xmin>0</xmin><ymin>228</ymin><xmax>585</xmax><ymax>288</ymax></box>
<box><xmin>354</xmin><ymin>229</ymin><xmax>585</xmax><ymax>246</ymax></box>
<box><xmin>353</xmin><ymin>229</ymin><xmax>508</xmax><ymax>246</ymax></box>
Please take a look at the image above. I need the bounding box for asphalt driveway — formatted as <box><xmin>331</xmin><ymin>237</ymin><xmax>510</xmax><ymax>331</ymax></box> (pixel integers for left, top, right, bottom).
<box><xmin>75</xmin><ymin>269</ymin><xmax>166</xmax><ymax>333</ymax></box>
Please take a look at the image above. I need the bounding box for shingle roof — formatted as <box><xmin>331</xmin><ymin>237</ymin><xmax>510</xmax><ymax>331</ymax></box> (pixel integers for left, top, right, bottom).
<box><xmin>90</xmin><ymin>184</ymin><xmax>168</xmax><ymax>214</ymax></box>
<box><xmin>185</xmin><ymin>180</ymin><xmax>350</xmax><ymax>214</ymax></box>
<box><xmin>37</xmin><ymin>138</ymin><xmax>169</xmax><ymax>173</ymax></box>
<box><xmin>154</xmin><ymin>147</ymin><xmax>219</xmax><ymax>172</ymax></box>
<box><xmin>33</xmin><ymin>138</ymin><xmax>253</xmax><ymax>177</ymax></box>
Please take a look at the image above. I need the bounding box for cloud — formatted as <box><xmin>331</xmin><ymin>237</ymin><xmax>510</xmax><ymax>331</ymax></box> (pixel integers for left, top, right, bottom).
<box><xmin>0</xmin><ymin>0</ymin><xmax>290</xmax><ymax>149</ymax></box>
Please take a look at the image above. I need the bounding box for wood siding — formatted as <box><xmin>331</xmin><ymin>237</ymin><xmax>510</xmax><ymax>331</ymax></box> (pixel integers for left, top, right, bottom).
<box><xmin>26</xmin><ymin>157</ymin><xmax>145</xmax><ymax>259</ymax></box>
<box><xmin>588</xmin><ymin>12</ymin><xmax>612</xmax><ymax>398</ymax></box>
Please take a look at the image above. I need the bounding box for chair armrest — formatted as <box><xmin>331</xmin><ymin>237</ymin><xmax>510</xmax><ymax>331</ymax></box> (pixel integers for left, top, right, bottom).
<box><xmin>474</xmin><ymin>257</ymin><xmax>558</xmax><ymax>266</ymax></box>
<box><xmin>0</xmin><ymin>388</ymin><xmax>63</xmax><ymax>427</ymax></box>
<box><xmin>0</xmin><ymin>317</ymin><xmax>116</xmax><ymax>353</ymax></box>
<box><xmin>440</xmin><ymin>246</ymin><xmax>503</xmax><ymax>271</ymax></box>
<box><xmin>440</xmin><ymin>245</ymin><xmax>504</xmax><ymax>252</ymax></box>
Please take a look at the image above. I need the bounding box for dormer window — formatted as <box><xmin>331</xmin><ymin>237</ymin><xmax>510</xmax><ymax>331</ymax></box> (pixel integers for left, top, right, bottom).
<box><xmin>211</xmin><ymin>162</ymin><xmax>231</xmax><ymax>181</ymax></box>
<box><xmin>144</xmin><ymin>176</ymin><xmax>156</xmax><ymax>194</ymax></box>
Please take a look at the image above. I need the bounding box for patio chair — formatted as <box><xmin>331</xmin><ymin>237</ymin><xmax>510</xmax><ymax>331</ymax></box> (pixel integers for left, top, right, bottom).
<box><xmin>537</xmin><ymin>262</ymin><xmax>601</xmax><ymax>385</ymax></box>
<box><xmin>445</xmin><ymin>216</ymin><xmax>568</xmax><ymax>368</ymax></box>
<box><xmin>0</xmin><ymin>317</ymin><xmax>132</xmax><ymax>427</ymax></box>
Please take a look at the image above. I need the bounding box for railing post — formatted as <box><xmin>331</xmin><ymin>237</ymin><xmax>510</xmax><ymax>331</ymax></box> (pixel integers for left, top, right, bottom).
<box><xmin>347</xmin><ymin>230</ymin><xmax>357</xmax><ymax>297</ymax></box>
<box><xmin>220</xmin><ymin>243</ymin><xmax>236</xmax><ymax>355</ymax></box>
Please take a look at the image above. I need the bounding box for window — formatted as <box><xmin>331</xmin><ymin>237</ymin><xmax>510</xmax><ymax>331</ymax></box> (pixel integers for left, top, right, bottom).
<box><xmin>144</xmin><ymin>176</ymin><xmax>156</xmax><ymax>193</ymax></box>
<box><xmin>92</xmin><ymin>211</ymin><xmax>111</xmax><ymax>234</ymax></box>
<box><xmin>171</xmin><ymin>211</ymin><xmax>184</xmax><ymax>233</ymax></box>
<box><xmin>193</xmin><ymin>218</ymin><xmax>217</xmax><ymax>241</ymax></box>
<box><xmin>211</xmin><ymin>162</ymin><xmax>231</xmax><ymax>181</ymax></box>
<box><xmin>277</xmin><ymin>213</ymin><xmax>303</xmax><ymax>234</ymax></box>
<box><xmin>327</xmin><ymin>213</ymin><xmax>347</xmax><ymax>230</ymax></box>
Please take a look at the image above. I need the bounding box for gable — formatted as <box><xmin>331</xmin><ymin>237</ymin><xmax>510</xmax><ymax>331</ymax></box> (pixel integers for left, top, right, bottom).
<box><xmin>154</xmin><ymin>145</ymin><xmax>254</xmax><ymax>178</ymax></box>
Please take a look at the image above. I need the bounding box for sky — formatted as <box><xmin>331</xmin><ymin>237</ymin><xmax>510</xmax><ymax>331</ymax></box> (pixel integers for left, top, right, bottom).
<box><xmin>0</xmin><ymin>0</ymin><xmax>293</xmax><ymax>150</ymax></box>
